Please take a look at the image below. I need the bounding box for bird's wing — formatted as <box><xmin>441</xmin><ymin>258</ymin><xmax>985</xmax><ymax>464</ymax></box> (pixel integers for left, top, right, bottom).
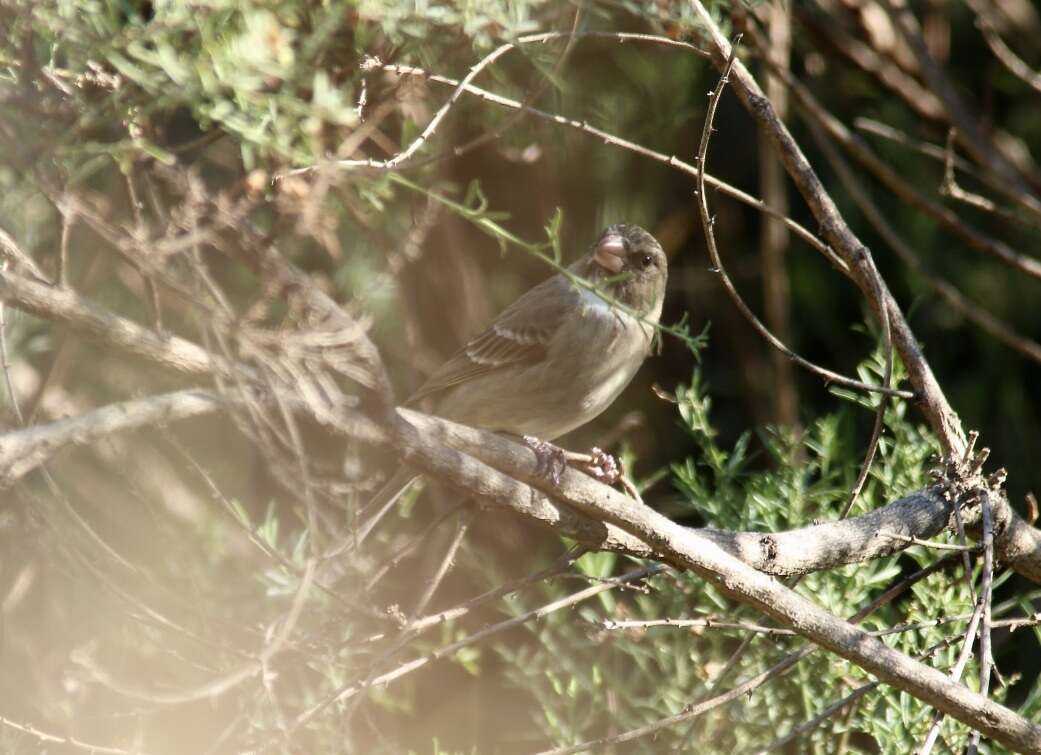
<box><xmin>406</xmin><ymin>273</ymin><xmax>577</xmax><ymax>406</ymax></box>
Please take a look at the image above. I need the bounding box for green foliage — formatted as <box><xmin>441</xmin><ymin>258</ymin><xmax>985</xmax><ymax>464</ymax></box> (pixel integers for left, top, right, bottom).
<box><xmin>4</xmin><ymin>1</ymin><xmax>1040</xmax><ymax>752</ymax></box>
<box><xmin>493</xmin><ymin>359</ymin><xmax>1009</xmax><ymax>753</ymax></box>
<box><xmin>10</xmin><ymin>0</ymin><xmax>558</xmax><ymax>177</ymax></box>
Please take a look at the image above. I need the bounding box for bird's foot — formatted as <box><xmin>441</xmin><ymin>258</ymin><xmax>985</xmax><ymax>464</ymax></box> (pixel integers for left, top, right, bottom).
<box><xmin>575</xmin><ymin>447</ymin><xmax>622</xmax><ymax>484</ymax></box>
<box><xmin>521</xmin><ymin>438</ymin><xmax>627</xmax><ymax>491</ymax></box>
<box><xmin>570</xmin><ymin>447</ymin><xmax>645</xmax><ymax>504</ymax></box>
<box><xmin>523</xmin><ymin>435</ymin><xmax>568</xmax><ymax>484</ymax></box>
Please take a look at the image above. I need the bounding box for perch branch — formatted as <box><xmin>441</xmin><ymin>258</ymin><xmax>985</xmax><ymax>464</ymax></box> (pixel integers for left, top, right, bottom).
<box><xmin>4</xmin><ymin>260</ymin><xmax>1041</xmax><ymax>582</ymax></box>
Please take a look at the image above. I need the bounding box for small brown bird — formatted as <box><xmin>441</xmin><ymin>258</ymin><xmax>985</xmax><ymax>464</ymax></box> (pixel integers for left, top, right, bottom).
<box><xmin>361</xmin><ymin>223</ymin><xmax>667</xmax><ymax>536</ymax></box>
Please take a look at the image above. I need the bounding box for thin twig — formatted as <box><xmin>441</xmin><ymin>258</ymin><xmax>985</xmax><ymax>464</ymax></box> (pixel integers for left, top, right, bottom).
<box><xmin>410</xmin><ymin>506</ymin><xmax>474</xmax><ymax>620</ymax></box>
<box><xmin>837</xmin><ymin>233</ymin><xmax>890</xmax><ymax>518</ymax></box>
<box><xmin>744</xmin><ymin>12</ymin><xmax>892</xmax><ymax>520</ymax></box>
<box><xmin>0</xmin><ymin>715</ymin><xmax>149</xmax><ymax>755</ymax></box>
<box><xmin>165</xmin><ymin>433</ymin><xmax>369</xmax><ymax>615</ymax></box>
<box><xmin>340</xmin><ymin>505</ymin><xmax>476</xmax><ymax>729</ymax></box>
<box><xmin>878</xmin><ymin>531</ymin><xmax>981</xmax><ymax>552</ymax></box>
<box><xmin>796</xmin><ymin>2</ymin><xmax>945</xmax><ymax>123</ymax></box>
<box><xmin>542</xmin><ymin>648</ymin><xmax>815</xmax><ymax>755</ymax></box>
<box><xmin>939</xmin><ymin>129</ymin><xmax>1022</xmax><ymax>226</ymax></box>
<box><xmin>917</xmin><ymin>597</ymin><xmax>985</xmax><ymax>755</ymax></box>
<box><xmin>370</xmin><ymin>60</ymin><xmax>851</xmax><ymax>277</ymax></box>
<box><xmin>758</xmin><ymin>629</ymin><xmax>980</xmax><ymax>754</ymax></box>
<box><xmin>362</xmin><ymin>501</ymin><xmax>469</xmax><ymax>590</ymax></box>
<box><xmin>57</xmin><ymin>203</ymin><xmax>75</xmax><ymax>287</ymax></box>
<box><xmin>808</xmin><ymin>111</ymin><xmax>1041</xmax><ymax>369</ymax></box>
<box><xmin>601</xmin><ymin>617</ymin><xmax>798</xmax><ymax>635</ymax></box>
<box><xmin>0</xmin><ymin>267</ymin><xmax>25</xmax><ymax>426</ymax></box>
<box><xmin>787</xmin><ymin>36</ymin><xmax>1041</xmax><ymax>284</ymax></box>
<box><xmin>376</xmin><ymin>9</ymin><xmax>588</xmax><ymax>172</ymax></box>
<box><xmin>280</xmin><ymin>564</ymin><xmax>665</xmax><ymax>741</ymax></box>
<box><xmin>694</xmin><ymin>37</ymin><xmax>901</xmax><ymax>399</ymax></box>
<box><xmin>855</xmin><ymin>118</ymin><xmax>981</xmax><ymax>178</ymax></box>
<box><xmin>405</xmin><ymin>546</ymin><xmax>588</xmax><ymax>635</ymax></box>
<box><xmin>879</xmin><ymin>0</ymin><xmax>1041</xmax><ymax>214</ymax></box>
<box><xmin>966</xmin><ymin>0</ymin><xmax>1041</xmax><ymax>96</ymax></box>
<box><xmin>0</xmin><ymin>224</ymin><xmax>48</xmax><ymax>283</ymax></box>
<box><xmin>968</xmin><ymin>491</ymin><xmax>996</xmax><ymax>755</ymax></box>
<box><xmin>286</xmin><ymin>32</ymin><xmax>706</xmax><ymax>175</ymax></box>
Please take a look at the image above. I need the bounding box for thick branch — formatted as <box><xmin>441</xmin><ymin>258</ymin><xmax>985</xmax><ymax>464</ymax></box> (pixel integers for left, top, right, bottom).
<box><xmin>394</xmin><ymin>411</ymin><xmax>1041</xmax><ymax>584</ymax></box>
<box><xmin>0</xmin><ymin>388</ymin><xmax>221</xmax><ymax>487</ymax></box>
<box><xmin>0</xmin><ymin>385</ymin><xmax>994</xmax><ymax>580</ymax></box>
<box><xmin>692</xmin><ymin>2</ymin><xmax>966</xmax><ymax>459</ymax></box>
<box><xmin>3</xmin><ymin>371</ymin><xmax>1040</xmax><ymax>747</ymax></box>
<box><xmin>993</xmin><ymin>504</ymin><xmax>1041</xmax><ymax>584</ymax></box>
<box><xmin>0</xmin><ymin>270</ymin><xmax>215</xmax><ymax>375</ymax></box>
<box><xmin>697</xmin><ymin>489</ymin><xmax>953</xmax><ymax>575</ymax></box>
<box><xmin>5</xmin><ymin>180</ymin><xmax>1041</xmax><ymax>749</ymax></box>
<box><xmin>396</xmin><ymin>409</ymin><xmax>1041</xmax><ymax>752</ymax></box>
<box><xmin>2</xmin><ymin>269</ymin><xmax>1039</xmax><ymax>580</ymax></box>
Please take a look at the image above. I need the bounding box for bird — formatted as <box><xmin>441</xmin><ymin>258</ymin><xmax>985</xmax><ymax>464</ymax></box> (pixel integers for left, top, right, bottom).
<box><xmin>358</xmin><ymin>223</ymin><xmax>668</xmax><ymax>540</ymax></box>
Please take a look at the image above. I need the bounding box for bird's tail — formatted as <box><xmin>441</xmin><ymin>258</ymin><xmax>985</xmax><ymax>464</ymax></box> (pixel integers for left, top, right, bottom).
<box><xmin>356</xmin><ymin>467</ymin><xmax>419</xmax><ymax>544</ymax></box>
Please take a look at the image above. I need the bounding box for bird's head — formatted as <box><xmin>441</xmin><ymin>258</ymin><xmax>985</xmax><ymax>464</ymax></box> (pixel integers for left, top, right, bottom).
<box><xmin>586</xmin><ymin>223</ymin><xmax>667</xmax><ymax>312</ymax></box>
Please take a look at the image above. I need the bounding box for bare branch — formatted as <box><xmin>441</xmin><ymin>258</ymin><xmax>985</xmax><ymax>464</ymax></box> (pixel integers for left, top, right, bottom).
<box><xmin>0</xmin><ymin>372</ymin><xmax>1032</xmax><ymax>584</ymax></box>
<box><xmin>967</xmin><ymin>0</ymin><xmax>1041</xmax><ymax>95</ymax></box>
<box><xmin>405</xmin><ymin>412</ymin><xmax>1041</xmax><ymax>749</ymax></box>
<box><xmin>0</xmin><ymin>225</ymin><xmax>48</xmax><ymax>284</ymax></box>
<box><xmin>602</xmin><ymin>617</ymin><xmax>798</xmax><ymax>636</ymax></box>
<box><xmin>880</xmin><ymin>0</ymin><xmax>1041</xmax><ymax>210</ymax></box>
<box><xmin>808</xmin><ymin>113</ymin><xmax>1041</xmax><ymax>368</ymax></box>
<box><xmin>968</xmin><ymin>492</ymin><xmax>997</xmax><ymax>755</ymax></box>
<box><xmin>695</xmin><ymin>41</ymin><xmax>904</xmax><ymax>398</ymax></box>
<box><xmin>285</xmin><ymin>563</ymin><xmax>665</xmax><ymax>736</ymax></box>
<box><xmin>0</xmin><ymin>715</ymin><xmax>149</xmax><ymax>755</ymax></box>
<box><xmin>917</xmin><ymin>597</ymin><xmax>986</xmax><ymax>755</ymax></box>
<box><xmin>690</xmin><ymin>1</ymin><xmax>968</xmax><ymax>457</ymax></box>
<box><xmin>0</xmin><ymin>268</ymin><xmax>215</xmax><ymax>375</ymax></box>
<box><xmin>375</xmin><ymin>59</ymin><xmax>848</xmax><ymax>273</ymax></box>
<box><xmin>0</xmin><ymin>388</ymin><xmax>221</xmax><ymax>487</ymax></box>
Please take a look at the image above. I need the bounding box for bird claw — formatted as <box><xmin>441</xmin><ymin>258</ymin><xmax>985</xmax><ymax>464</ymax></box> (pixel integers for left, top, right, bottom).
<box><xmin>580</xmin><ymin>447</ymin><xmax>622</xmax><ymax>484</ymax></box>
<box><xmin>523</xmin><ymin>435</ymin><xmax>568</xmax><ymax>484</ymax></box>
<box><xmin>522</xmin><ymin>439</ymin><xmax>623</xmax><ymax>488</ymax></box>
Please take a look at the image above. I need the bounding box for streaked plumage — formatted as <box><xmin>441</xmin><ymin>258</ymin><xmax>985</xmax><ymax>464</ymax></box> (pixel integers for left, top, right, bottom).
<box><xmin>361</xmin><ymin>223</ymin><xmax>667</xmax><ymax>534</ymax></box>
<box><xmin>408</xmin><ymin>223</ymin><xmax>666</xmax><ymax>438</ymax></box>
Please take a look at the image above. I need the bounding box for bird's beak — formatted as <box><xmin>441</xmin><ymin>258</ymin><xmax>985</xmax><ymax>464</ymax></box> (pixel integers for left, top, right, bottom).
<box><xmin>593</xmin><ymin>234</ymin><xmax>626</xmax><ymax>273</ymax></box>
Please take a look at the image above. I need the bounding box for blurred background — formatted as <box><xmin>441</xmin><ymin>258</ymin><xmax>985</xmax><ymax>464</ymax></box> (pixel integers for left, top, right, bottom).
<box><xmin>2</xmin><ymin>0</ymin><xmax>1041</xmax><ymax>752</ymax></box>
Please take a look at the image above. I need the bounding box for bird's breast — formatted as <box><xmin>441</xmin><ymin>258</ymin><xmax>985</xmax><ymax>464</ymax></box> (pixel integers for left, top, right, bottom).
<box><xmin>552</xmin><ymin>300</ymin><xmax>653</xmax><ymax>416</ymax></box>
<box><xmin>433</xmin><ymin>289</ymin><xmax>658</xmax><ymax>441</ymax></box>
